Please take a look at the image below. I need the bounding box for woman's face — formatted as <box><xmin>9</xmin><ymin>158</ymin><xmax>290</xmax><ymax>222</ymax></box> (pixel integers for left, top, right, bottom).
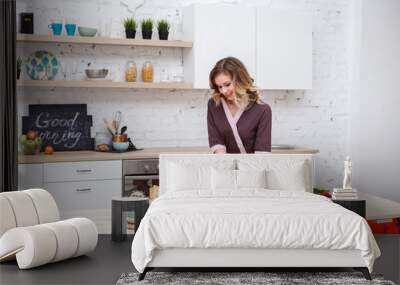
<box><xmin>214</xmin><ymin>73</ymin><xmax>236</xmax><ymax>103</ymax></box>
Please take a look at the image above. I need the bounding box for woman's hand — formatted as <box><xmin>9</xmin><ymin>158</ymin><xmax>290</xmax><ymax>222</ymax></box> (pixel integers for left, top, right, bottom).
<box><xmin>214</xmin><ymin>149</ymin><xmax>226</xmax><ymax>154</ymax></box>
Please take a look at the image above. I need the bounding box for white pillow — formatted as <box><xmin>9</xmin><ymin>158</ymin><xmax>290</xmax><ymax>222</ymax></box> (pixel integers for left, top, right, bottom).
<box><xmin>236</xmin><ymin>169</ymin><xmax>268</xmax><ymax>189</ymax></box>
<box><xmin>266</xmin><ymin>161</ymin><xmax>307</xmax><ymax>191</ymax></box>
<box><xmin>238</xmin><ymin>159</ymin><xmax>309</xmax><ymax>192</ymax></box>
<box><xmin>211</xmin><ymin>167</ymin><xmax>236</xmax><ymax>191</ymax></box>
<box><xmin>167</xmin><ymin>162</ymin><xmax>211</xmax><ymax>192</ymax></box>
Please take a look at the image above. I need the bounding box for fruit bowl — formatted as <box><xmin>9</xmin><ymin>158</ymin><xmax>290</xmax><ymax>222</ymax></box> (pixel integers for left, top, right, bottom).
<box><xmin>20</xmin><ymin>134</ymin><xmax>42</xmax><ymax>155</ymax></box>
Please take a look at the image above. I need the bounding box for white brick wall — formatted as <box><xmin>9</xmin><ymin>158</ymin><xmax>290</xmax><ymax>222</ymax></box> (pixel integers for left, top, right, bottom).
<box><xmin>17</xmin><ymin>0</ymin><xmax>353</xmax><ymax>190</ymax></box>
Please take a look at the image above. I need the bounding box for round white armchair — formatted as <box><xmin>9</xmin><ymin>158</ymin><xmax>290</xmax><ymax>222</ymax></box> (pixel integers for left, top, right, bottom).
<box><xmin>0</xmin><ymin>189</ymin><xmax>98</xmax><ymax>269</ymax></box>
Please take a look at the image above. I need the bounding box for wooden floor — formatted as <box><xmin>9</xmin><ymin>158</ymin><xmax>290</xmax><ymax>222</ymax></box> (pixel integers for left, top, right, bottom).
<box><xmin>0</xmin><ymin>235</ymin><xmax>134</xmax><ymax>285</ymax></box>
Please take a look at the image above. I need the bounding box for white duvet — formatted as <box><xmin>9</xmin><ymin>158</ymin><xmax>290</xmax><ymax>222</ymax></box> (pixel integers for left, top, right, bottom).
<box><xmin>131</xmin><ymin>190</ymin><xmax>380</xmax><ymax>273</ymax></box>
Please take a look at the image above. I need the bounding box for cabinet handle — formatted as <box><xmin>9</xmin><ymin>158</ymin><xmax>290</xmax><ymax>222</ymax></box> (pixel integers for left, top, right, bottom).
<box><xmin>76</xmin><ymin>188</ymin><xmax>92</xmax><ymax>192</ymax></box>
<box><xmin>76</xmin><ymin>169</ymin><xmax>92</xmax><ymax>173</ymax></box>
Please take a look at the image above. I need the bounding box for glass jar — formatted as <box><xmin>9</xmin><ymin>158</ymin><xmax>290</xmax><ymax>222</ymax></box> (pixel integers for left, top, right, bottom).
<box><xmin>95</xmin><ymin>132</ymin><xmax>111</xmax><ymax>151</ymax></box>
<box><xmin>125</xmin><ymin>61</ymin><xmax>137</xmax><ymax>82</ymax></box>
<box><xmin>141</xmin><ymin>61</ymin><xmax>153</xmax><ymax>82</ymax></box>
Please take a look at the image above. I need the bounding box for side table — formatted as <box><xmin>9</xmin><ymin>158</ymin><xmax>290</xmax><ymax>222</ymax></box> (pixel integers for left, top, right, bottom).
<box><xmin>332</xmin><ymin>199</ymin><xmax>366</xmax><ymax>218</ymax></box>
<box><xmin>112</xmin><ymin>197</ymin><xmax>149</xmax><ymax>242</ymax></box>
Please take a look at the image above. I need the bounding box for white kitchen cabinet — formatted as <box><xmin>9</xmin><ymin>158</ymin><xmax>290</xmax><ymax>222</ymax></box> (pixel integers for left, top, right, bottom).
<box><xmin>42</xmin><ymin>160</ymin><xmax>122</xmax><ymax>234</ymax></box>
<box><xmin>18</xmin><ymin>163</ymin><xmax>43</xmax><ymax>190</ymax></box>
<box><xmin>256</xmin><ymin>8</ymin><xmax>312</xmax><ymax>90</ymax></box>
<box><xmin>183</xmin><ymin>4</ymin><xmax>312</xmax><ymax>90</ymax></box>
<box><xmin>183</xmin><ymin>4</ymin><xmax>256</xmax><ymax>89</ymax></box>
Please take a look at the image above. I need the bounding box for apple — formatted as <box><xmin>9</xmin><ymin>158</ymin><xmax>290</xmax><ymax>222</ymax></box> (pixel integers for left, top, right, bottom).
<box><xmin>44</xmin><ymin>145</ymin><xmax>54</xmax><ymax>155</ymax></box>
<box><xmin>26</xmin><ymin>130</ymin><xmax>37</xmax><ymax>140</ymax></box>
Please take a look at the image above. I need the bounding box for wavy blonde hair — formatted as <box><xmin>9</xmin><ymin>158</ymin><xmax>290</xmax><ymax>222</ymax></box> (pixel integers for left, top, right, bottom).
<box><xmin>209</xmin><ymin>57</ymin><xmax>261</xmax><ymax>106</ymax></box>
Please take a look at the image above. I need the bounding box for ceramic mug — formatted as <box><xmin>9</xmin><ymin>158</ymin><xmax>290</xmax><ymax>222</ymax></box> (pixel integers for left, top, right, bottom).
<box><xmin>65</xmin><ymin>23</ymin><xmax>76</xmax><ymax>36</ymax></box>
<box><xmin>48</xmin><ymin>20</ymin><xmax>62</xmax><ymax>36</ymax></box>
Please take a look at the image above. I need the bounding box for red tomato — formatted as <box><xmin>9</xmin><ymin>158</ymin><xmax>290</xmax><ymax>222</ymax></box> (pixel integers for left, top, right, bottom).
<box><xmin>44</xmin><ymin>145</ymin><xmax>55</xmax><ymax>155</ymax></box>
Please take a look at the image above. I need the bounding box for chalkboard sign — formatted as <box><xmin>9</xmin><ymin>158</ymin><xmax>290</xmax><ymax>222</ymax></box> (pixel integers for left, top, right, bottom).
<box><xmin>22</xmin><ymin>104</ymin><xmax>94</xmax><ymax>151</ymax></box>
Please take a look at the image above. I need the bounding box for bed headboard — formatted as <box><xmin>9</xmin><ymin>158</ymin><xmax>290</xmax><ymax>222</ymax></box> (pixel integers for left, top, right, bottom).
<box><xmin>159</xmin><ymin>153</ymin><xmax>315</xmax><ymax>195</ymax></box>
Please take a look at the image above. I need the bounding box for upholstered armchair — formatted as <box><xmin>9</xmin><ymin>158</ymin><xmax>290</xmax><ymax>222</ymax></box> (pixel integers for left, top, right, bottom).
<box><xmin>0</xmin><ymin>188</ymin><xmax>98</xmax><ymax>269</ymax></box>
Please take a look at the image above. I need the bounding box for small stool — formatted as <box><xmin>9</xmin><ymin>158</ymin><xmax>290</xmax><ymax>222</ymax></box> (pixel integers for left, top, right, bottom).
<box><xmin>111</xmin><ymin>197</ymin><xmax>149</xmax><ymax>242</ymax></box>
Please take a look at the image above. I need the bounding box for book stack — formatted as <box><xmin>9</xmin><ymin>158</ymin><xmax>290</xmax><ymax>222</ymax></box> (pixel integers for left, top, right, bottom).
<box><xmin>332</xmin><ymin>188</ymin><xmax>358</xmax><ymax>200</ymax></box>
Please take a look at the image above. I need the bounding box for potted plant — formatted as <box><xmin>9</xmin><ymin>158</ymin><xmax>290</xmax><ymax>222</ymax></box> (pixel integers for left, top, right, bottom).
<box><xmin>141</xmin><ymin>18</ymin><xmax>153</xmax><ymax>40</ymax></box>
<box><xmin>123</xmin><ymin>17</ymin><xmax>137</xmax><ymax>39</ymax></box>
<box><xmin>17</xmin><ymin>56</ymin><xmax>22</xmax><ymax>80</ymax></box>
<box><xmin>157</xmin><ymin>19</ymin><xmax>170</xmax><ymax>40</ymax></box>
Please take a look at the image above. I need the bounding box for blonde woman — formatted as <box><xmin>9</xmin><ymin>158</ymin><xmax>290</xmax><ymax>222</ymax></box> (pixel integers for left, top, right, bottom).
<box><xmin>207</xmin><ymin>57</ymin><xmax>272</xmax><ymax>154</ymax></box>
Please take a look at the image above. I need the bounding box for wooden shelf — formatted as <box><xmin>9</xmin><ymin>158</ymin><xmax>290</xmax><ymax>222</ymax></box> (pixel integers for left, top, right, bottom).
<box><xmin>17</xmin><ymin>34</ymin><xmax>193</xmax><ymax>48</ymax></box>
<box><xmin>17</xmin><ymin>80</ymin><xmax>192</xmax><ymax>90</ymax></box>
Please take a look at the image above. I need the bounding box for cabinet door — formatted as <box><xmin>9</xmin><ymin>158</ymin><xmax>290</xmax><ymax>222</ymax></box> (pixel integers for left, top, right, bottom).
<box><xmin>18</xmin><ymin>163</ymin><xmax>43</xmax><ymax>190</ymax></box>
<box><xmin>183</xmin><ymin>4</ymin><xmax>256</xmax><ymax>89</ymax></box>
<box><xmin>44</xmin><ymin>179</ymin><xmax>121</xmax><ymax>234</ymax></box>
<box><xmin>256</xmin><ymin>8</ymin><xmax>312</xmax><ymax>89</ymax></box>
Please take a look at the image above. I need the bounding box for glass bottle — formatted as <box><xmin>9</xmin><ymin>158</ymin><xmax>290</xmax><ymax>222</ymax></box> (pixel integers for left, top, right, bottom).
<box><xmin>141</xmin><ymin>61</ymin><xmax>154</xmax><ymax>82</ymax></box>
<box><xmin>125</xmin><ymin>61</ymin><xmax>137</xmax><ymax>82</ymax></box>
<box><xmin>172</xmin><ymin>9</ymin><xmax>183</xmax><ymax>40</ymax></box>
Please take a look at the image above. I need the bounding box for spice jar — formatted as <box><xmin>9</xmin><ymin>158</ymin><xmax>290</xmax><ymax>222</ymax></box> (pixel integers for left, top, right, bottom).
<box><xmin>141</xmin><ymin>61</ymin><xmax>153</xmax><ymax>82</ymax></box>
<box><xmin>125</xmin><ymin>61</ymin><xmax>137</xmax><ymax>82</ymax></box>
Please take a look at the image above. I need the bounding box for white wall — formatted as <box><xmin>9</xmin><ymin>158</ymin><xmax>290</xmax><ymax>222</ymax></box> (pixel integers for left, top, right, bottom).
<box><xmin>351</xmin><ymin>0</ymin><xmax>400</xmax><ymax>202</ymax></box>
<box><xmin>17</xmin><ymin>0</ymin><xmax>354</xmax><ymax>190</ymax></box>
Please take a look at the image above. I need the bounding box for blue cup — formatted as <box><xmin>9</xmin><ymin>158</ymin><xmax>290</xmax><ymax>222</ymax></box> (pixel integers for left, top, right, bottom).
<box><xmin>48</xmin><ymin>23</ymin><xmax>62</xmax><ymax>36</ymax></box>
<box><xmin>65</xmin><ymin>23</ymin><xmax>76</xmax><ymax>36</ymax></box>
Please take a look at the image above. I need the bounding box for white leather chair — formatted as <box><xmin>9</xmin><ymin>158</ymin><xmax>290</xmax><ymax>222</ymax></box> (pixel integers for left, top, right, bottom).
<box><xmin>0</xmin><ymin>188</ymin><xmax>98</xmax><ymax>269</ymax></box>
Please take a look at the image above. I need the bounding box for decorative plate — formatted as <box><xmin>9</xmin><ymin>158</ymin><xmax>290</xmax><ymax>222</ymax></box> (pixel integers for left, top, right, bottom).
<box><xmin>26</xmin><ymin>50</ymin><xmax>59</xmax><ymax>80</ymax></box>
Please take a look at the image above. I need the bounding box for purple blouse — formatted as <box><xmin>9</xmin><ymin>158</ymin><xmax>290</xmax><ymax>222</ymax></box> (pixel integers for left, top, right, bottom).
<box><xmin>207</xmin><ymin>98</ymin><xmax>272</xmax><ymax>153</ymax></box>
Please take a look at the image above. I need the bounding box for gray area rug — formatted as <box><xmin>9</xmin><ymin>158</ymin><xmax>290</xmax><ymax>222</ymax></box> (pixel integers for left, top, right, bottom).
<box><xmin>116</xmin><ymin>271</ymin><xmax>396</xmax><ymax>285</ymax></box>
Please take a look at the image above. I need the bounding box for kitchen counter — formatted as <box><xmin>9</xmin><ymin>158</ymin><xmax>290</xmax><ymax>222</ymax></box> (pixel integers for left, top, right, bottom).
<box><xmin>18</xmin><ymin>146</ymin><xmax>319</xmax><ymax>164</ymax></box>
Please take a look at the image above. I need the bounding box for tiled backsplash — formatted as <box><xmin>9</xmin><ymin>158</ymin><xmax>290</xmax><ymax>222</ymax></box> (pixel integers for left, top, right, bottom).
<box><xmin>16</xmin><ymin>0</ymin><xmax>352</xmax><ymax>190</ymax></box>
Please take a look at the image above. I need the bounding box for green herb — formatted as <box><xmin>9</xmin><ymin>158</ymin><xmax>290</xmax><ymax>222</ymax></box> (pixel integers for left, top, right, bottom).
<box><xmin>157</xmin><ymin>19</ymin><xmax>170</xmax><ymax>33</ymax></box>
<box><xmin>123</xmin><ymin>17</ymin><xmax>137</xmax><ymax>30</ymax></box>
<box><xmin>17</xmin><ymin>56</ymin><xmax>23</xmax><ymax>70</ymax></box>
<box><xmin>141</xmin><ymin>18</ymin><xmax>153</xmax><ymax>32</ymax></box>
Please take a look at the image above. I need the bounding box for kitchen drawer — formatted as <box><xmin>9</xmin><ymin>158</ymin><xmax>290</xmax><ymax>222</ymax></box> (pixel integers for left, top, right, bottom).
<box><xmin>44</xmin><ymin>160</ymin><xmax>122</xmax><ymax>183</ymax></box>
<box><xmin>44</xmin><ymin>179</ymin><xmax>121</xmax><ymax>211</ymax></box>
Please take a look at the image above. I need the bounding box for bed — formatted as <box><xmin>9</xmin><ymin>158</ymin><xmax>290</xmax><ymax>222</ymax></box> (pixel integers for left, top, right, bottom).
<box><xmin>131</xmin><ymin>154</ymin><xmax>380</xmax><ymax>280</ymax></box>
